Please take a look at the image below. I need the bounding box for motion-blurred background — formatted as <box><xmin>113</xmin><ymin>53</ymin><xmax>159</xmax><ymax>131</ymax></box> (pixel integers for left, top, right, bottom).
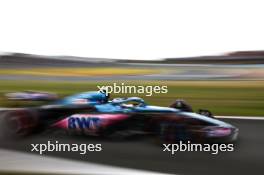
<box><xmin>1</xmin><ymin>51</ymin><xmax>264</xmax><ymax>175</ymax></box>
<box><xmin>1</xmin><ymin>1</ymin><xmax>264</xmax><ymax>174</ymax></box>
<box><xmin>0</xmin><ymin>51</ymin><xmax>263</xmax><ymax>116</ymax></box>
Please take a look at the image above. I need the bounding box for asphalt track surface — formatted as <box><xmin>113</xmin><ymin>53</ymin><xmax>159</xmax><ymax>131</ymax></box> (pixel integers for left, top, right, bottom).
<box><xmin>0</xmin><ymin>118</ymin><xmax>263</xmax><ymax>175</ymax></box>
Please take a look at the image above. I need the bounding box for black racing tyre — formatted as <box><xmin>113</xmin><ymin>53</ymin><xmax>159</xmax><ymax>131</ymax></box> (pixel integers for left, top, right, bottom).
<box><xmin>0</xmin><ymin>109</ymin><xmax>39</xmax><ymax>139</ymax></box>
<box><xmin>198</xmin><ymin>109</ymin><xmax>214</xmax><ymax>118</ymax></box>
<box><xmin>157</xmin><ymin>122</ymin><xmax>191</xmax><ymax>143</ymax></box>
<box><xmin>169</xmin><ymin>100</ymin><xmax>193</xmax><ymax>112</ymax></box>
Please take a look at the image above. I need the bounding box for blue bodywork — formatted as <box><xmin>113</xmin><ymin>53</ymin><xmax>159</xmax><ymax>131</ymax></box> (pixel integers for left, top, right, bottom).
<box><xmin>56</xmin><ymin>91</ymin><xmax>178</xmax><ymax>113</ymax></box>
<box><xmin>54</xmin><ymin>91</ymin><xmax>233</xmax><ymax>127</ymax></box>
<box><xmin>55</xmin><ymin>91</ymin><xmax>109</xmax><ymax>105</ymax></box>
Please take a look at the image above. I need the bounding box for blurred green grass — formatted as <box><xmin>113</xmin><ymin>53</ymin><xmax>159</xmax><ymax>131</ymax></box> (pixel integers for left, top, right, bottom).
<box><xmin>0</xmin><ymin>80</ymin><xmax>263</xmax><ymax>116</ymax></box>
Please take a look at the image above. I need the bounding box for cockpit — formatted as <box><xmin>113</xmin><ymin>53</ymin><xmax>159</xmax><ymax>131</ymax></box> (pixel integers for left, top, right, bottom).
<box><xmin>112</xmin><ymin>97</ymin><xmax>146</xmax><ymax>108</ymax></box>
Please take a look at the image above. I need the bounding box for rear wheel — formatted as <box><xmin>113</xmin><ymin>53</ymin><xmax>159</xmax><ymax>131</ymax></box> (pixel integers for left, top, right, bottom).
<box><xmin>0</xmin><ymin>109</ymin><xmax>39</xmax><ymax>139</ymax></box>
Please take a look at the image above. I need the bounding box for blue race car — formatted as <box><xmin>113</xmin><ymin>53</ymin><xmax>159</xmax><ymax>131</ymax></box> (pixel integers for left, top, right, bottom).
<box><xmin>0</xmin><ymin>91</ymin><xmax>238</xmax><ymax>143</ymax></box>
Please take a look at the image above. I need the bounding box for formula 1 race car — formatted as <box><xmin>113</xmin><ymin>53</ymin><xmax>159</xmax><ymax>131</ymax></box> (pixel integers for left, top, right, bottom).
<box><xmin>0</xmin><ymin>91</ymin><xmax>238</xmax><ymax>143</ymax></box>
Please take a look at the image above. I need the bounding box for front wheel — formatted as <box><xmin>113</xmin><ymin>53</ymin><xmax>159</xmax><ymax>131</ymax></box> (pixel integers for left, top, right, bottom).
<box><xmin>169</xmin><ymin>100</ymin><xmax>193</xmax><ymax>112</ymax></box>
<box><xmin>157</xmin><ymin>122</ymin><xmax>191</xmax><ymax>143</ymax></box>
<box><xmin>198</xmin><ymin>109</ymin><xmax>214</xmax><ymax>118</ymax></box>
